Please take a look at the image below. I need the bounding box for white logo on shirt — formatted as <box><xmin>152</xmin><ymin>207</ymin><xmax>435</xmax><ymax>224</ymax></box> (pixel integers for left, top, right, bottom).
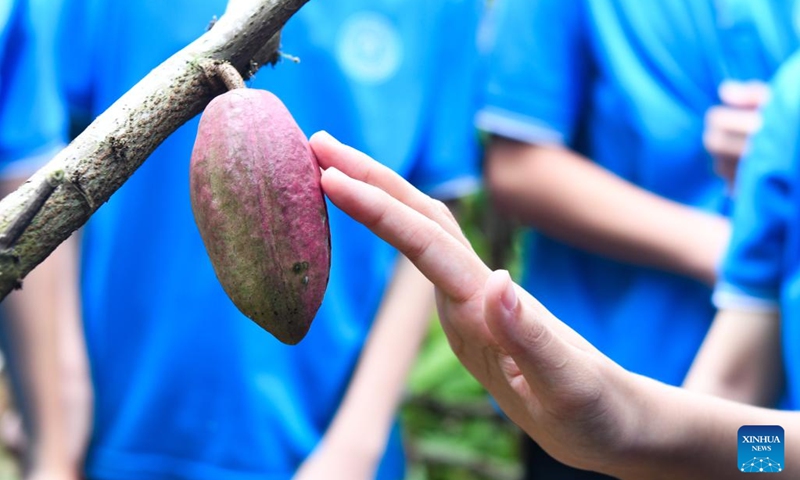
<box><xmin>336</xmin><ymin>12</ymin><xmax>403</xmax><ymax>84</ymax></box>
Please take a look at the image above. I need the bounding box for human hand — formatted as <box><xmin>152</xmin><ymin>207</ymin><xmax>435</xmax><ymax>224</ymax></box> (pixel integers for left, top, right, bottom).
<box><xmin>703</xmin><ymin>81</ymin><xmax>769</xmax><ymax>190</ymax></box>
<box><xmin>310</xmin><ymin>131</ymin><xmax>645</xmax><ymax>475</ymax></box>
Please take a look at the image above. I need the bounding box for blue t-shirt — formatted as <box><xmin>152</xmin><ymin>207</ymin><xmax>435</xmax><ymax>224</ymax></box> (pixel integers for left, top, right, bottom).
<box><xmin>714</xmin><ymin>52</ymin><xmax>800</xmax><ymax>410</ymax></box>
<box><xmin>477</xmin><ymin>0</ymin><xmax>798</xmax><ymax>385</ymax></box>
<box><xmin>0</xmin><ymin>0</ymin><xmax>65</xmax><ymax>175</ymax></box>
<box><xmin>58</xmin><ymin>1</ymin><xmax>482</xmax><ymax>479</ymax></box>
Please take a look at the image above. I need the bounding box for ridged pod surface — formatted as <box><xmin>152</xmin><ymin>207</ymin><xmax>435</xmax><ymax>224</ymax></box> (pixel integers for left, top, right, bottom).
<box><xmin>189</xmin><ymin>88</ymin><xmax>330</xmax><ymax>344</ymax></box>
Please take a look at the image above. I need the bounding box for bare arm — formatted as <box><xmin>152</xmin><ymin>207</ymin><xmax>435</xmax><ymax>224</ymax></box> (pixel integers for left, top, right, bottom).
<box><xmin>486</xmin><ymin>137</ymin><xmax>730</xmax><ymax>285</ymax></box>
<box><xmin>0</xmin><ymin>178</ymin><xmax>91</xmax><ymax>480</ymax></box>
<box><xmin>294</xmin><ymin>207</ymin><xmax>440</xmax><ymax>479</ymax></box>
<box><xmin>622</xmin><ymin>375</ymin><xmax>798</xmax><ymax>479</ymax></box>
<box><xmin>684</xmin><ymin>309</ymin><xmax>783</xmax><ymax>406</ymax></box>
<box><xmin>311</xmin><ymin>131</ymin><xmax>799</xmax><ymax>479</ymax></box>
<box><xmin>52</xmin><ymin>231</ymin><xmax>92</xmax><ymax>469</ymax></box>
<box><xmin>325</xmin><ymin>255</ymin><xmax>433</xmax><ymax>451</ymax></box>
<box><xmin>2</xmin><ymin>240</ymin><xmax>73</xmax><ymax>479</ymax></box>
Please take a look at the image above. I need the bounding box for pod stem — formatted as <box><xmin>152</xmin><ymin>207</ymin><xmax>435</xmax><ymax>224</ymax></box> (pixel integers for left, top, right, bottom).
<box><xmin>216</xmin><ymin>61</ymin><xmax>247</xmax><ymax>90</ymax></box>
<box><xmin>200</xmin><ymin>59</ymin><xmax>246</xmax><ymax>91</ymax></box>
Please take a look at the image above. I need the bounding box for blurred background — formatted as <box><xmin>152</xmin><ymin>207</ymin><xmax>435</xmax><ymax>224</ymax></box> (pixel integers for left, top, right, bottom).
<box><xmin>0</xmin><ymin>190</ymin><xmax>524</xmax><ymax>480</ymax></box>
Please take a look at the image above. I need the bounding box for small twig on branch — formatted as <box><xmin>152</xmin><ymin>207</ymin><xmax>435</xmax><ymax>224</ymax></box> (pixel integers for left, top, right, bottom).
<box><xmin>0</xmin><ymin>170</ymin><xmax>64</xmax><ymax>251</ymax></box>
<box><xmin>0</xmin><ymin>0</ymin><xmax>310</xmax><ymax>299</ymax></box>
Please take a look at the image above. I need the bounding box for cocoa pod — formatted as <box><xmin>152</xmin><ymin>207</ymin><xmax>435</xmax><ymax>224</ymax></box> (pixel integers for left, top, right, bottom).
<box><xmin>189</xmin><ymin>88</ymin><xmax>330</xmax><ymax>344</ymax></box>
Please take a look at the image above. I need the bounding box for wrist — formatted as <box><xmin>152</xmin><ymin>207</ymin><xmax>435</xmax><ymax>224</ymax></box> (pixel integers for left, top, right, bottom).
<box><xmin>681</xmin><ymin>213</ymin><xmax>729</xmax><ymax>286</ymax></box>
<box><xmin>610</xmin><ymin>375</ymin><xmax>693</xmax><ymax>480</ymax></box>
<box><xmin>580</xmin><ymin>370</ymin><xmax>657</xmax><ymax>478</ymax></box>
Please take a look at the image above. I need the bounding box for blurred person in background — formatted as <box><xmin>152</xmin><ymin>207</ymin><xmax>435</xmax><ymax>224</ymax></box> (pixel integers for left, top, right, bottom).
<box><xmin>50</xmin><ymin>0</ymin><xmax>483</xmax><ymax>479</ymax></box>
<box><xmin>0</xmin><ymin>0</ymin><xmax>90</xmax><ymax>479</ymax></box>
<box><xmin>476</xmin><ymin>1</ymin><xmax>798</xmax><ymax>478</ymax></box>
<box><xmin>684</xmin><ymin>50</ymin><xmax>800</xmax><ymax>414</ymax></box>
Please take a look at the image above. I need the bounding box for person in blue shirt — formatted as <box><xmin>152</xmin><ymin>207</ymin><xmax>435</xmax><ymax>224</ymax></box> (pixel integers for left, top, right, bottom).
<box><xmin>53</xmin><ymin>1</ymin><xmax>482</xmax><ymax>479</ymax></box>
<box><xmin>684</xmin><ymin>51</ymin><xmax>800</xmax><ymax>412</ymax></box>
<box><xmin>475</xmin><ymin>1</ymin><xmax>798</xmax><ymax>477</ymax></box>
<box><xmin>0</xmin><ymin>1</ymin><xmax>89</xmax><ymax>479</ymax></box>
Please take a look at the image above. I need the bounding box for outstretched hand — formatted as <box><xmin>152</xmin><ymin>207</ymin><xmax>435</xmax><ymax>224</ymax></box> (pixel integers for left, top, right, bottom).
<box><xmin>309</xmin><ymin>131</ymin><xmax>643</xmax><ymax>474</ymax></box>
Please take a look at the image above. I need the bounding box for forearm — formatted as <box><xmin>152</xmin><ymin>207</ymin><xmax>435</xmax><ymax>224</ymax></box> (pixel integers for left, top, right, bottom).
<box><xmin>0</xmin><ymin>234</ymin><xmax>84</xmax><ymax>475</ymax></box>
<box><xmin>322</xmin><ymin>255</ymin><xmax>435</xmax><ymax>459</ymax></box>
<box><xmin>617</xmin><ymin>376</ymin><xmax>798</xmax><ymax>480</ymax></box>
<box><xmin>487</xmin><ymin>138</ymin><xmax>729</xmax><ymax>285</ymax></box>
<box><xmin>684</xmin><ymin>309</ymin><xmax>783</xmax><ymax>406</ymax></box>
<box><xmin>53</xmin><ymin>234</ymin><xmax>93</xmax><ymax>464</ymax></box>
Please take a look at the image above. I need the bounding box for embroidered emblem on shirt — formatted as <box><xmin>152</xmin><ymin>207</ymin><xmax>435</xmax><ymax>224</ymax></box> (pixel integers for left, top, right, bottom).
<box><xmin>336</xmin><ymin>12</ymin><xmax>403</xmax><ymax>84</ymax></box>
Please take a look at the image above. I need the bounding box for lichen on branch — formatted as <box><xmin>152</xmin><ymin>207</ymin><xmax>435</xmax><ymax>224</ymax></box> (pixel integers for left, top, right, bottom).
<box><xmin>0</xmin><ymin>0</ymin><xmax>310</xmax><ymax>300</ymax></box>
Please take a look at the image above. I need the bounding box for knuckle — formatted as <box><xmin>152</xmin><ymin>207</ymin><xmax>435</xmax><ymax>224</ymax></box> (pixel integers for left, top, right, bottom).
<box><xmin>430</xmin><ymin>198</ymin><xmax>451</xmax><ymax>220</ymax></box>
<box><xmin>402</xmin><ymin>222</ymin><xmax>438</xmax><ymax>261</ymax></box>
<box><xmin>705</xmin><ymin>106</ymin><xmax>723</xmax><ymax>125</ymax></box>
<box><xmin>703</xmin><ymin>130</ymin><xmax>720</xmax><ymax>151</ymax></box>
<box><xmin>364</xmin><ymin>196</ymin><xmax>390</xmax><ymax>229</ymax></box>
<box><xmin>524</xmin><ymin>314</ymin><xmax>552</xmax><ymax>350</ymax></box>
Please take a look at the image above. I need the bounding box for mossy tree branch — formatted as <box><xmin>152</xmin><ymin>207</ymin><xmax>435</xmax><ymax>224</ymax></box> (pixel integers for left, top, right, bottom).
<box><xmin>0</xmin><ymin>0</ymin><xmax>310</xmax><ymax>300</ymax></box>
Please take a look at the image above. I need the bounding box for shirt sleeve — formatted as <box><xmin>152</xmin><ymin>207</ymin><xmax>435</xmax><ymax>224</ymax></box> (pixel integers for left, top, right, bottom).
<box><xmin>407</xmin><ymin>0</ymin><xmax>483</xmax><ymax>201</ymax></box>
<box><xmin>714</xmin><ymin>54</ymin><xmax>800</xmax><ymax>313</ymax></box>
<box><xmin>475</xmin><ymin>0</ymin><xmax>589</xmax><ymax>146</ymax></box>
<box><xmin>0</xmin><ymin>0</ymin><xmax>67</xmax><ymax>178</ymax></box>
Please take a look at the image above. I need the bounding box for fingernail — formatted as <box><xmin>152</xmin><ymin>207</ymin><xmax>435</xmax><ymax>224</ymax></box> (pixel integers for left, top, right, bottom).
<box><xmin>312</xmin><ymin>130</ymin><xmax>340</xmax><ymax>144</ymax></box>
<box><xmin>499</xmin><ymin>271</ymin><xmax>517</xmax><ymax>312</ymax></box>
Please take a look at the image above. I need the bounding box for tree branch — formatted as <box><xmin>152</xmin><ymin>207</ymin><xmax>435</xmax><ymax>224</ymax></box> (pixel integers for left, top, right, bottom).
<box><xmin>0</xmin><ymin>0</ymin><xmax>310</xmax><ymax>300</ymax></box>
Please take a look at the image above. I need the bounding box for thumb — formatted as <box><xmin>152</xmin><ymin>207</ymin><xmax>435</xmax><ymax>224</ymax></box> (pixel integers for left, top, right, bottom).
<box><xmin>719</xmin><ymin>81</ymin><xmax>770</xmax><ymax>109</ymax></box>
<box><xmin>484</xmin><ymin>270</ymin><xmax>578</xmax><ymax>395</ymax></box>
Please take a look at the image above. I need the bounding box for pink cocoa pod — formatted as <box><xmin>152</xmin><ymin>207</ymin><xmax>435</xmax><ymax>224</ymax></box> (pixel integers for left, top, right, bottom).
<box><xmin>189</xmin><ymin>88</ymin><xmax>330</xmax><ymax>344</ymax></box>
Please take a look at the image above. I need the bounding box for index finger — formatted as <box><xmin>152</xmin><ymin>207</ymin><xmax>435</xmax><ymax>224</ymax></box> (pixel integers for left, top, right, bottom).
<box><xmin>321</xmin><ymin>166</ymin><xmax>490</xmax><ymax>304</ymax></box>
<box><xmin>310</xmin><ymin>131</ymin><xmax>472</xmax><ymax>250</ymax></box>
